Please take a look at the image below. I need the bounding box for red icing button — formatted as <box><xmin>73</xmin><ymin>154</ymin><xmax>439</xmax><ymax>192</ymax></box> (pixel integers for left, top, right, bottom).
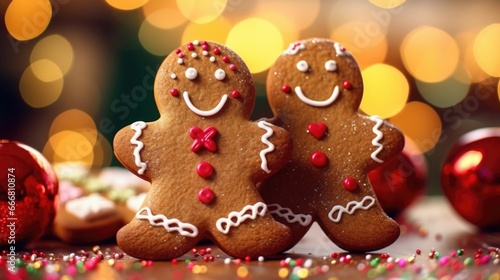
<box><xmin>343</xmin><ymin>177</ymin><xmax>357</xmax><ymax>191</ymax></box>
<box><xmin>231</xmin><ymin>90</ymin><xmax>240</xmax><ymax>98</ymax></box>
<box><xmin>170</xmin><ymin>88</ymin><xmax>179</xmax><ymax>96</ymax></box>
<box><xmin>343</xmin><ymin>80</ymin><xmax>352</xmax><ymax>90</ymax></box>
<box><xmin>310</xmin><ymin>151</ymin><xmax>328</xmax><ymax>167</ymax></box>
<box><xmin>308</xmin><ymin>123</ymin><xmax>327</xmax><ymax>140</ymax></box>
<box><xmin>281</xmin><ymin>84</ymin><xmax>291</xmax><ymax>93</ymax></box>
<box><xmin>196</xmin><ymin>161</ymin><xmax>214</xmax><ymax>178</ymax></box>
<box><xmin>189</xmin><ymin>126</ymin><xmax>218</xmax><ymax>153</ymax></box>
<box><xmin>198</xmin><ymin>188</ymin><xmax>215</xmax><ymax>204</ymax></box>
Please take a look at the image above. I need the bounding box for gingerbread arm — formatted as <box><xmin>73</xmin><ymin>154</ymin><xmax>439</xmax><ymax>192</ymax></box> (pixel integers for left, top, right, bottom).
<box><xmin>113</xmin><ymin>121</ymin><xmax>151</xmax><ymax>182</ymax></box>
<box><xmin>365</xmin><ymin>115</ymin><xmax>405</xmax><ymax>170</ymax></box>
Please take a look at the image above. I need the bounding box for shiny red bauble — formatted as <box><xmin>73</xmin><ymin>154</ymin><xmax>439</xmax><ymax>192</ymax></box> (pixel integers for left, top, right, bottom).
<box><xmin>441</xmin><ymin>128</ymin><xmax>500</xmax><ymax>230</ymax></box>
<box><xmin>369</xmin><ymin>141</ymin><xmax>427</xmax><ymax>217</ymax></box>
<box><xmin>0</xmin><ymin>140</ymin><xmax>58</xmax><ymax>247</ymax></box>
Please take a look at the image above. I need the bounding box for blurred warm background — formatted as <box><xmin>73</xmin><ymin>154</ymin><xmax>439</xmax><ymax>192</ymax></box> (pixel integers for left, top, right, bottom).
<box><xmin>1</xmin><ymin>0</ymin><xmax>500</xmax><ymax>194</ymax></box>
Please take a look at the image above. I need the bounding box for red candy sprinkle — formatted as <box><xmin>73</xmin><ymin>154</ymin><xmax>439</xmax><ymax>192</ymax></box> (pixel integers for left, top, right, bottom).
<box><xmin>170</xmin><ymin>88</ymin><xmax>179</xmax><ymax>96</ymax></box>
<box><xmin>175</xmin><ymin>49</ymin><xmax>181</xmax><ymax>54</ymax></box>
<box><xmin>198</xmin><ymin>188</ymin><xmax>215</xmax><ymax>204</ymax></box>
<box><xmin>187</xmin><ymin>43</ymin><xmax>195</xmax><ymax>51</ymax></box>
<box><xmin>213</xmin><ymin>47</ymin><xmax>221</xmax><ymax>55</ymax></box>
<box><xmin>281</xmin><ymin>84</ymin><xmax>291</xmax><ymax>93</ymax></box>
<box><xmin>196</xmin><ymin>161</ymin><xmax>214</xmax><ymax>178</ymax></box>
<box><xmin>343</xmin><ymin>80</ymin><xmax>352</xmax><ymax>89</ymax></box>
<box><xmin>178</xmin><ymin>53</ymin><xmax>185</xmax><ymax>58</ymax></box>
<box><xmin>343</xmin><ymin>177</ymin><xmax>357</xmax><ymax>191</ymax></box>
<box><xmin>310</xmin><ymin>151</ymin><xmax>328</xmax><ymax>167</ymax></box>
<box><xmin>222</xmin><ymin>56</ymin><xmax>230</xmax><ymax>63</ymax></box>
<box><xmin>202</xmin><ymin>44</ymin><xmax>209</xmax><ymax>51</ymax></box>
<box><xmin>231</xmin><ymin>90</ymin><xmax>240</xmax><ymax>98</ymax></box>
<box><xmin>229</xmin><ymin>64</ymin><xmax>236</xmax><ymax>71</ymax></box>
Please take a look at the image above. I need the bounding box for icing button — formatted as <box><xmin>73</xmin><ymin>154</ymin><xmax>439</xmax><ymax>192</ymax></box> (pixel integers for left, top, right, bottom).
<box><xmin>343</xmin><ymin>176</ymin><xmax>357</xmax><ymax>191</ymax></box>
<box><xmin>307</xmin><ymin>123</ymin><xmax>327</xmax><ymax>140</ymax></box>
<box><xmin>310</xmin><ymin>151</ymin><xmax>328</xmax><ymax>167</ymax></box>
<box><xmin>196</xmin><ymin>161</ymin><xmax>214</xmax><ymax>178</ymax></box>
<box><xmin>198</xmin><ymin>188</ymin><xmax>215</xmax><ymax>204</ymax></box>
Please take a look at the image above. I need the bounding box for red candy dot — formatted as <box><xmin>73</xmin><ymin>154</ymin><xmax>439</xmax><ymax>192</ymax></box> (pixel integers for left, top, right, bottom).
<box><xmin>187</xmin><ymin>43</ymin><xmax>195</xmax><ymax>51</ymax></box>
<box><xmin>175</xmin><ymin>49</ymin><xmax>181</xmax><ymax>54</ymax></box>
<box><xmin>170</xmin><ymin>88</ymin><xmax>179</xmax><ymax>96</ymax></box>
<box><xmin>343</xmin><ymin>176</ymin><xmax>357</xmax><ymax>191</ymax></box>
<box><xmin>198</xmin><ymin>188</ymin><xmax>215</xmax><ymax>204</ymax></box>
<box><xmin>202</xmin><ymin>44</ymin><xmax>209</xmax><ymax>51</ymax></box>
<box><xmin>343</xmin><ymin>80</ymin><xmax>352</xmax><ymax>90</ymax></box>
<box><xmin>213</xmin><ymin>47</ymin><xmax>221</xmax><ymax>55</ymax></box>
<box><xmin>229</xmin><ymin>64</ymin><xmax>236</xmax><ymax>71</ymax></box>
<box><xmin>231</xmin><ymin>90</ymin><xmax>240</xmax><ymax>98</ymax></box>
<box><xmin>196</xmin><ymin>161</ymin><xmax>214</xmax><ymax>178</ymax></box>
<box><xmin>310</xmin><ymin>151</ymin><xmax>328</xmax><ymax>167</ymax></box>
<box><xmin>178</xmin><ymin>53</ymin><xmax>185</xmax><ymax>58</ymax></box>
<box><xmin>281</xmin><ymin>84</ymin><xmax>291</xmax><ymax>93</ymax></box>
<box><xmin>222</xmin><ymin>56</ymin><xmax>230</xmax><ymax>63</ymax></box>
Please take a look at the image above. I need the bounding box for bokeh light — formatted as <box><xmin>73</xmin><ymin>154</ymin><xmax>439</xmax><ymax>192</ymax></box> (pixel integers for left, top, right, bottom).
<box><xmin>455</xmin><ymin>30</ymin><xmax>489</xmax><ymax>83</ymax></box>
<box><xmin>19</xmin><ymin>63</ymin><xmax>63</xmax><ymax>108</ymax></box>
<box><xmin>5</xmin><ymin>0</ymin><xmax>52</xmax><ymax>41</ymax></box>
<box><xmin>248</xmin><ymin>11</ymin><xmax>299</xmax><ymax>47</ymax></box>
<box><xmin>138</xmin><ymin>19</ymin><xmax>179</xmax><ymax>56</ymax></box>
<box><xmin>105</xmin><ymin>0</ymin><xmax>148</xmax><ymax>10</ymax></box>
<box><xmin>330</xmin><ymin>21</ymin><xmax>388</xmax><ymax>69</ymax></box>
<box><xmin>49</xmin><ymin>109</ymin><xmax>97</xmax><ymax>146</ymax></box>
<box><xmin>176</xmin><ymin>0</ymin><xmax>227</xmax><ymax>24</ymax></box>
<box><xmin>416</xmin><ymin>73</ymin><xmax>470</xmax><ymax>109</ymax></box>
<box><xmin>368</xmin><ymin>0</ymin><xmax>406</xmax><ymax>9</ymax></box>
<box><xmin>47</xmin><ymin>130</ymin><xmax>94</xmax><ymax>165</ymax></box>
<box><xmin>390</xmin><ymin>101</ymin><xmax>442</xmax><ymax>153</ymax></box>
<box><xmin>226</xmin><ymin>18</ymin><xmax>283</xmax><ymax>73</ymax></box>
<box><xmin>401</xmin><ymin>26</ymin><xmax>459</xmax><ymax>83</ymax></box>
<box><xmin>254</xmin><ymin>0</ymin><xmax>320</xmax><ymax>31</ymax></box>
<box><xmin>142</xmin><ymin>0</ymin><xmax>187</xmax><ymax>29</ymax></box>
<box><xmin>30</xmin><ymin>59</ymin><xmax>63</xmax><ymax>83</ymax></box>
<box><xmin>361</xmin><ymin>63</ymin><xmax>409</xmax><ymax>118</ymax></box>
<box><xmin>30</xmin><ymin>34</ymin><xmax>74</xmax><ymax>76</ymax></box>
<box><xmin>181</xmin><ymin>17</ymin><xmax>232</xmax><ymax>45</ymax></box>
<box><xmin>474</xmin><ymin>23</ymin><xmax>500</xmax><ymax>77</ymax></box>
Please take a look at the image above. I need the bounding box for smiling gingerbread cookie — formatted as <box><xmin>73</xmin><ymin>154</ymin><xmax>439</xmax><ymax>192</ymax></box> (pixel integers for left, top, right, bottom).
<box><xmin>260</xmin><ymin>38</ymin><xmax>405</xmax><ymax>252</ymax></box>
<box><xmin>113</xmin><ymin>40</ymin><xmax>292</xmax><ymax>260</ymax></box>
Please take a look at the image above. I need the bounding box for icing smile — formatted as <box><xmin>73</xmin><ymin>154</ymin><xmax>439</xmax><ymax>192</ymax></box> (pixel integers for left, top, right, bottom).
<box><xmin>183</xmin><ymin>91</ymin><xmax>228</xmax><ymax>117</ymax></box>
<box><xmin>294</xmin><ymin>85</ymin><xmax>339</xmax><ymax>107</ymax></box>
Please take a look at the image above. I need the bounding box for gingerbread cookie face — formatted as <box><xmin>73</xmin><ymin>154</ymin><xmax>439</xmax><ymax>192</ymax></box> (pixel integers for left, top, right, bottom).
<box><xmin>113</xmin><ymin>41</ymin><xmax>292</xmax><ymax>260</ymax></box>
<box><xmin>261</xmin><ymin>38</ymin><xmax>405</xmax><ymax>252</ymax></box>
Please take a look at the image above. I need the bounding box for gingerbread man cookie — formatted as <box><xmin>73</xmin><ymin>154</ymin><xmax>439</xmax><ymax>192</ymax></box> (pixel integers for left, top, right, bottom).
<box><xmin>113</xmin><ymin>40</ymin><xmax>293</xmax><ymax>260</ymax></box>
<box><xmin>260</xmin><ymin>38</ymin><xmax>405</xmax><ymax>252</ymax></box>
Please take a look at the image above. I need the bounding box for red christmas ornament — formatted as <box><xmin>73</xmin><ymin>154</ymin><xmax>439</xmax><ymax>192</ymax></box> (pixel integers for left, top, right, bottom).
<box><xmin>0</xmin><ymin>140</ymin><xmax>58</xmax><ymax>246</ymax></box>
<box><xmin>369</xmin><ymin>140</ymin><xmax>427</xmax><ymax>217</ymax></box>
<box><xmin>441</xmin><ymin>128</ymin><xmax>500</xmax><ymax>229</ymax></box>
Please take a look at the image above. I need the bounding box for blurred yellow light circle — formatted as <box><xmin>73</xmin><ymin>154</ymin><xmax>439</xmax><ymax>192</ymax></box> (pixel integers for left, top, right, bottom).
<box><xmin>142</xmin><ymin>0</ymin><xmax>186</xmax><ymax>29</ymax></box>
<box><xmin>416</xmin><ymin>75</ymin><xmax>470</xmax><ymax>109</ymax></box>
<box><xmin>48</xmin><ymin>130</ymin><xmax>94</xmax><ymax>164</ymax></box>
<box><xmin>226</xmin><ymin>18</ymin><xmax>283</xmax><ymax>73</ymax></box>
<box><xmin>361</xmin><ymin>63</ymin><xmax>409</xmax><ymax>118</ymax></box>
<box><xmin>254</xmin><ymin>0</ymin><xmax>320</xmax><ymax>31</ymax></box>
<box><xmin>176</xmin><ymin>0</ymin><xmax>226</xmax><ymax>24</ymax></box>
<box><xmin>474</xmin><ymin>24</ymin><xmax>500</xmax><ymax>77</ymax></box>
<box><xmin>138</xmin><ymin>19</ymin><xmax>177</xmax><ymax>56</ymax></box>
<box><xmin>330</xmin><ymin>21</ymin><xmax>388</xmax><ymax>70</ymax></box>
<box><xmin>181</xmin><ymin>17</ymin><xmax>231</xmax><ymax>45</ymax></box>
<box><xmin>105</xmin><ymin>0</ymin><xmax>148</xmax><ymax>10</ymax></box>
<box><xmin>455</xmin><ymin>30</ymin><xmax>489</xmax><ymax>83</ymax></box>
<box><xmin>20</xmin><ymin>64</ymin><xmax>63</xmax><ymax>108</ymax></box>
<box><xmin>5</xmin><ymin>0</ymin><xmax>52</xmax><ymax>41</ymax></box>
<box><xmin>390</xmin><ymin>101</ymin><xmax>442</xmax><ymax>153</ymax></box>
<box><xmin>368</xmin><ymin>0</ymin><xmax>405</xmax><ymax>9</ymax></box>
<box><xmin>497</xmin><ymin>80</ymin><xmax>500</xmax><ymax>103</ymax></box>
<box><xmin>401</xmin><ymin>26</ymin><xmax>459</xmax><ymax>83</ymax></box>
<box><xmin>31</xmin><ymin>34</ymin><xmax>74</xmax><ymax>75</ymax></box>
<box><xmin>49</xmin><ymin>109</ymin><xmax>97</xmax><ymax>145</ymax></box>
<box><xmin>249</xmin><ymin>11</ymin><xmax>298</xmax><ymax>48</ymax></box>
<box><xmin>91</xmin><ymin>133</ymin><xmax>113</xmax><ymax>168</ymax></box>
<box><xmin>30</xmin><ymin>59</ymin><xmax>63</xmax><ymax>83</ymax></box>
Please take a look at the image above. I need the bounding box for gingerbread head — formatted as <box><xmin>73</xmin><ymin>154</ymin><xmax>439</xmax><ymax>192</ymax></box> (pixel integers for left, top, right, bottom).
<box><xmin>113</xmin><ymin>41</ymin><xmax>292</xmax><ymax>260</ymax></box>
<box><xmin>260</xmin><ymin>38</ymin><xmax>405</xmax><ymax>252</ymax></box>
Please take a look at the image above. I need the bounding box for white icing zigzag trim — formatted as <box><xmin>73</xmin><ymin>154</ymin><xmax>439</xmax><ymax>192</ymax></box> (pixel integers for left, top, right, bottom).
<box><xmin>216</xmin><ymin>202</ymin><xmax>267</xmax><ymax>234</ymax></box>
<box><xmin>257</xmin><ymin>121</ymin><xmax>275</xmax><ymax>174</ymax></box>
<box><xmin>183</xmin><ymin>91</ymin><xmax>228</xmax><ymax>117</ymax></box>
<box><xmin>136</xmin><ymin>207</ymin><xmax>199</xmax><ymax>238</ymax></box>
<box><xmin>294</xmin><ymin>85</ymin><xmax>339</xmax><ymax>107</ymax></box>
<box><xmin>268</xmin><ymin>204</ymin><xmax>312</xmax><ymax>227</ymax></box>
<box><xmin>369</xmin><ymin>115</ymin><xmax>384</xmax><ymax>163</ymax></box>
<box><xmin>334</xmin><ymin>42</ymin><xmax>350</xmax><ymax>57</ymax></box>
<box><xmin>283</xmin><ymin>42</ymin><xmax>305</xmax><ymax>55</ymax></box>
<box><xmin>328</xmin><ymin>196</ymin><xmax>376</xmax><ymax>223</ymax></box>
<box><xmin>130</xmin><ymin>121</ymin><xmax>147</xmax><ymax>175</ymax></box>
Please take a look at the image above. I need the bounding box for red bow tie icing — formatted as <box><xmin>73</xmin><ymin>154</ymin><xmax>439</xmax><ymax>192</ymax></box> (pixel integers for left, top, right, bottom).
<box><xmin>308</xmin><ymin>123</ymin><xmax>327</xmax><ymax>140</ymax></box>
<box><xmin>190</xmin><ymin>126</ymin><xmax>218</xmax><ymax>152</ymax></box>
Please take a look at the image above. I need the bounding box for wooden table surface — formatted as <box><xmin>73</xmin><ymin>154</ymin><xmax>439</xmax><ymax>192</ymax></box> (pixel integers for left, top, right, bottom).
<box><xmin>3</xmin><ymin>196</ymin><xmax>500</xmax><ymax>279</ymax></box>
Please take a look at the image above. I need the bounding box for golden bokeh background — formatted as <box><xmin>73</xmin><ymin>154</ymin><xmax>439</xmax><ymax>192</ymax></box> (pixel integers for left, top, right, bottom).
<box><xmin>2</xmin><ymin>0</ymin><xmax>500</xmax><ymax>193</ymax></box>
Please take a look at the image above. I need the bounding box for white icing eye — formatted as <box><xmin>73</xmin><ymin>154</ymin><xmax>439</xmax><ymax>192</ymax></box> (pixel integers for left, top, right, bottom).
<box><xmin>185</xmin><ymin>67</ymin><xmax>198</xmax><ymax>80</ymax></box>
<box><xmin>325</xmin><ymin>60</ymin><xmax>337</xmax><ymax>72</ymax></box>
<box><xmin>215</xmin><ymin>69</ymin><xmax>226</xmax><ymax>80</ymax></box>
<box><xmin>296</xmin><ymin>60</ymin><xmax>309</xmax><ymax>72</ymax></box>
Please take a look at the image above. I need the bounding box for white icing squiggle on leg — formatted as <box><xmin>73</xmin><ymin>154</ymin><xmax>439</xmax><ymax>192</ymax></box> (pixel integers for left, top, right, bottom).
<box><xmin>257</xmin><ymin>121</ymin><xmax>275</xmax><ymax>173</ymax></box>
<box><xmin>130</xmin><ymin>121</ymin><xmax>147</xmax><ymax>175</ymax></box>
<box><xmin>216</xmin><ymin>202</ymin><xmax>267</xmax><ymax>234</ymax></box>
<box><xmin>136</xmin><ymin>207</ymin><xmax>199</xmax><ymax>238</ymax></box>
<box><xmin>268</xmin><ymin>204</ymin><xmax>312</xmax><ymax>226</ymax></box>
<box><xmin>328</xmin><ymin>196</ymin><xmax>376</xmax><ymax>223</ymax></box>
<box><xmin>369</xmin><ymin>115</ymin><xmax>384</xmax><ymax>163</ymax></box>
